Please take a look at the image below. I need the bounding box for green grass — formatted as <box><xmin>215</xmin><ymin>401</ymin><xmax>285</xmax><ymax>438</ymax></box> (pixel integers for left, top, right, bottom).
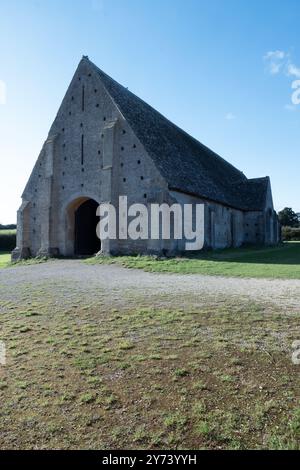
<box><xmin>0</xmin><ymin>229</ymin><xmax>16</xmax><ymax>235</ymax></box>
<box><xmin>15</xmin><ymin>257</ymin><xmax>49</xmax><ymax>267</ymax></box>
<box><xmin>0</xmin><ymin>251</ymin><xmax>49</xmax><ymax>269</ymax></box>
<box><xmin>86</xmin><ymin>242</ymin><xmax>300</xmax><ymax>279</ymax></box>
<box><xmin>0</xmin><ymin>292</ymin><xmax>299</xmax><ymax>449</ymax></box>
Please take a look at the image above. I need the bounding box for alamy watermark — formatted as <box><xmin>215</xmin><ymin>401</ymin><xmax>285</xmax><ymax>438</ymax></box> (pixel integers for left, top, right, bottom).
<box><xmin>0</xmin><ymin>341</ymin><xmax>6</xmax><ymax>366</ymax></box>
<box><xmin>96</xmin><ymin>196</ymin><xmax>205</xmax><ymax>251</ymax></box>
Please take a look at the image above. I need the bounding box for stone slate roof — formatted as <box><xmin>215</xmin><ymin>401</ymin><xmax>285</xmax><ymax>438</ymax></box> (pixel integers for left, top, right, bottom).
<box><xmin>88</xmin><ymin>58</ymin><xmax>269</xmax><ymax>211</ymax></box>
<box><xmin>236</xmin><ymin>177</ymin><xmax>270</xmax><ymax>211</ymax></box>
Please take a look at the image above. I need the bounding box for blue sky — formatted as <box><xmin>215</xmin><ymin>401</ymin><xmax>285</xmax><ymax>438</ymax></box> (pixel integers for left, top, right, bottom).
<box><xmin>0</xmin><ymin>0</ymin><xmax>299</xmax><ymax>223</ymax></box>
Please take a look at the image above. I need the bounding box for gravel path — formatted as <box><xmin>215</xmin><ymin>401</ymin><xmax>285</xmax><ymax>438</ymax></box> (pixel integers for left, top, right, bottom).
<box><xmin>0</xmin><ymin>259</ymin><xmax>299</xmax><ymax>310</ymax></box>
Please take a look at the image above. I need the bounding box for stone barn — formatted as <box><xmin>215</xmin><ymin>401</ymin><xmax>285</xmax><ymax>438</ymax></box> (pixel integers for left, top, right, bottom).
<box><xmin>12</xmin><ymin>56</ymin><xmax>279</xmax><ymax>259</ymax></box>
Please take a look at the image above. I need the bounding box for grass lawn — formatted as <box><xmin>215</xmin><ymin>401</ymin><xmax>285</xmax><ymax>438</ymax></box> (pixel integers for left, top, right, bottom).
<box><xmin>0</xmin><ymin>245</ymin><xmax>299</xmax><ymax>449</ymax></box>
<box><xmin>0</xmin><ymin>252</ymin><xmax>10</xmax><ymax>268</ymax></box>
<box><xmin>86</xmin><ymin>242</ymin><xmax>300</xmax><ymax>279</ymax></box>
<box><xmin>0</xmin><ymin>229</ymin><xmax>16</xmax><ymax>235</ymax></box>
<box><xmin>0</xmin><ymin>291</ymin><xmax>299</xmax><ymax>449</ymax></box>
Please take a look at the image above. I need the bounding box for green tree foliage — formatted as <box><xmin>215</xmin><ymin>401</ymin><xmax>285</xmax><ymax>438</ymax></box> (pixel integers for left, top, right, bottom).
<box><xmin>278</xmin><ymin>208</ymin><xmax>299</xmax><ymax>227</ymax></box>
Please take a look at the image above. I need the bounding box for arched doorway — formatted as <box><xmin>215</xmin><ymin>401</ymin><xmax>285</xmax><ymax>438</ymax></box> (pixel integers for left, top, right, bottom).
<box><xmin>74</xmin><ymin>199</ymin><xmax>100</xmax><ymax>255</ymax></box>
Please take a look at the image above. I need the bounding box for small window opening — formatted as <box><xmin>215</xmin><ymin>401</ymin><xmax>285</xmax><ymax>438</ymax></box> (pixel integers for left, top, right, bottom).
<box><xmin>82</xmin><ymin>85</ymin><xmax>85</xmax><ymax>111</ymax></box>
<box><xmin>81</xmin><ymin>134</ymin><xmax>84</xmax><ymax>165</ymax></box>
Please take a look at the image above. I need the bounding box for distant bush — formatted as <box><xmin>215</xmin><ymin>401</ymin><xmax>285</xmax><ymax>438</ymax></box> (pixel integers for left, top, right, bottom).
<box><xmin>0</xmin><ymin>231</ymin><xmax>16</xmax><ymax>251</ymax></box>
<box><xmin>282</xmin><ymin>226</ymin><xmax>300</xmax><ymax>241</ymax></box>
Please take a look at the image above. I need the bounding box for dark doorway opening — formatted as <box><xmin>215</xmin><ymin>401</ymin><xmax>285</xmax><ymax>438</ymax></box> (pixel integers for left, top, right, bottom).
<box><xmin>75</xmin><ymin>199</ymin><xmax>100</xmax><ymax>255</ymax></box>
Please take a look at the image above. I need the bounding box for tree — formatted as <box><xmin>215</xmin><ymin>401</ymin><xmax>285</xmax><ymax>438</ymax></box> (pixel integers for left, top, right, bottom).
<box><xmin>278</xmin><ymin>207</ymin><xmax>299</xmax><ymax>227</ymax></box>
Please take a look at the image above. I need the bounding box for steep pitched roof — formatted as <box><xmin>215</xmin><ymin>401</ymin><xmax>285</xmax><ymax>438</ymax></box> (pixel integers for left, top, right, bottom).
<box><xmin>236</xmin><ymin>177</ymin><xmax>269</xmax><ymax>211</ymax></box>
<box><xmin>87</xmin><ymin>58</ymin><xmax>269</xmax><ymax>211</ymax></box>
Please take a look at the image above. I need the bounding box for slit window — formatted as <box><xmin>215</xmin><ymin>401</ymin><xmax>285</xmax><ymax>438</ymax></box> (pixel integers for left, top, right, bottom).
<box><xmin>81</xmin><ymin>134</ymin><xmax>84</xmax><ymax>165</ymax></box>
<box><xmin>82</xmin><ymin>85</ymin><xmax>85</xmax><ymax>111</ymax></box>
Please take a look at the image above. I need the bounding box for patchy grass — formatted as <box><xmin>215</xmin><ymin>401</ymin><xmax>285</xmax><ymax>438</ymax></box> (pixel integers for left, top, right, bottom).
<box><xmin>0</xmin><ymin>287</ymin><xmax>299</xmax><ymax>449</ymax></box>
<box><xmin>86</xmin><ymin>242</ymin><xmax>300</xmax><ymax>279</ymax></box>
<box><xmin>0</xmin><ymin>230</ymin><xmax>16</xmax><ymax>251</ymax></box>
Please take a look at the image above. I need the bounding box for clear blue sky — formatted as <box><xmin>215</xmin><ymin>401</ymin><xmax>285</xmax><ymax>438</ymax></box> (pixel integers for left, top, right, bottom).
<box><xmin>0</xmin><ymin>0</ymin><xmax>299</xmax><ymax>223</ymax></box>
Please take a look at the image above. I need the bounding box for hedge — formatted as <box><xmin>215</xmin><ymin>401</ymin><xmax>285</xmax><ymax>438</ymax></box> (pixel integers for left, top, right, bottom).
<box><xmin>282</xmin><ymin>226</ymin><xmax>300</xmax><ymax>241</ymax></box>
<box><xmin>0</xmin><ymin>231</ymin><xmax>16</xmax><ymax>251</ymax></box>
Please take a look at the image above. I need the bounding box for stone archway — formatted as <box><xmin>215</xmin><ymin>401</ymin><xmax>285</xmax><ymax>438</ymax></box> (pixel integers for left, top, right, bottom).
<box><xmin>65</xmin><ymin>197</ymin><xmax>100</xmax><ymax>256</ymax></box>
